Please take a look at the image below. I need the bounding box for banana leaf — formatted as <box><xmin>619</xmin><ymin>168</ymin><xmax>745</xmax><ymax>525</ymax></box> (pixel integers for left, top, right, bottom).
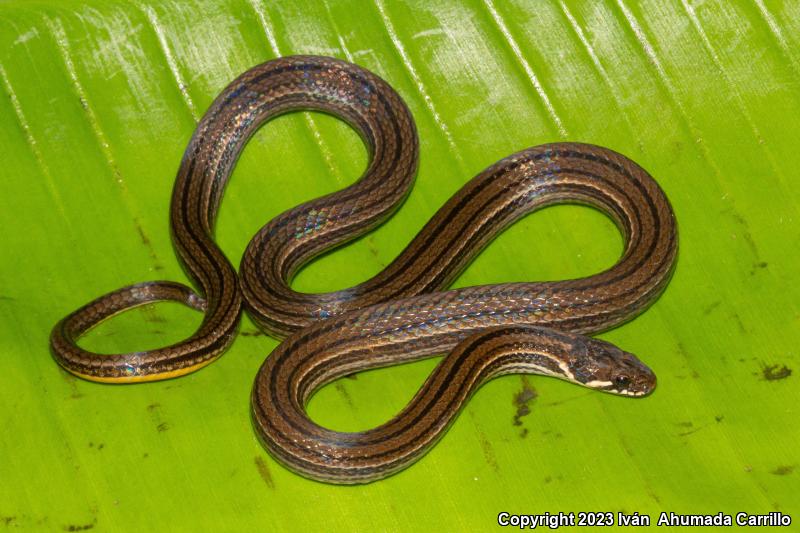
<box><xmin>1</xmin><ymin>0</ymin><xmax>797</xmax><ymax>530</ymax></box>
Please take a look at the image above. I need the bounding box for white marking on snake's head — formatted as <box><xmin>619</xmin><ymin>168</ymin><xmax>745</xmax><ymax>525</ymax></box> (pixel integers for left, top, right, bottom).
<box><xmin>585</xmin><ymin>380</ymin><xmax>613</xmax><ymax>388</ymax></box>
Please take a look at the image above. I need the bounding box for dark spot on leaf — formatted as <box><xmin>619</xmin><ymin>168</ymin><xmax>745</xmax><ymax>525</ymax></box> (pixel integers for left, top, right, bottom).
<box><xmin>771</xmin><ymin>465</ymin><xmax>794</xmax><ymax>476</ymax></box>
<box><xmin>513</xmin><ymin>405</ymin><xmax>530</xmax><ymax>424</ymax></box>
<box><xmin>334</xmin><ymin>382</ymin><xmax>353</xmax><ymax>409</ymax></box>
<box><xmin>519</xmin><ymin>428</ymin><xmax>528</xmax><ymax>439</ymax></box>
<box><xmin>142</xmin><ymin>453</ymin><xmax>149</xmax><ymax>459</ymax></box>
<box><xmin>703</xmin><ymin>301</ymin><xmax>721</xmax><ymax>315</ymax></box>
<box><xmin>675</xmin><ymin>342</ymin><xmax>689</xmax><ymax>359</ymax></box>
<box><xmin>134</xmin><ymin>222</ymin><xmax>151</xmax><ymax>247</ymax></box>
<box><xmin>474</xmin><ymin>429</ymin><xmax>499</xmax><ymax>472</ymax></box>
<box><xmin>727</xmin><ymin>210</ymin><xmax>760</xmax><ymax>260</ymax></box>
<box><xmin>97</xmin><ymin>443</ymin><xmax>104</xmax><ymax>450</ymax></box>
<box><xmin>763</xmin><ymin>364</ymin><xmax>791</xmax><ymax>381</ymax></box>
<box><xmin>731</xmin><ymin>313</ymin><xmax>747</xmax><ymax>334</ymax></box>
<box><xmin>147</xmin><ymin>403</ymin><xmax>160</xmax><ymax>412</ymax></box>
<box><xmin>750</xmin><ymin>261</ymin><xmax>769</xmax><ymax>276</ymax></box>
<box><xmin>2</xmin><ymin>516</ymin><xmax>16</xmax><ymax>526</ymax></box>
<box><xmin>62</xmin><ymin>519</ymin><xmax>95</xmax><ymax>531</ymax></box>
<box><xmin>240</xmin><ymin>330</ymin><xmax>264</xmax><ymax>337</ymax></box>
<box><xmin>59</xmin><ymin>369</ymin><xmax>85</xmax><ymax>399</ymax></box>
<box><xmin>677</xmin><ymin>421</ymin><xmax>703</xmax><ymax>436</ymax></box>
<box><xmin>156</xmin><ymin>422</ymin><xmax>170</xmax><ymax>432</ymax></box>
<box><xmin>468</xmin><ymin>411</ymin><xmax>498</xmax><ymax>472</ymax></box>
<box><xmin>512</xmin><ymin>377</ymin><xmax>537</xmax><ymax>427</ymax></box>
<box><xmin>543</xmin><ymin>475</ymin><xmax>552</xmax><ymax>484</ymax></box>
<box><xmin>715</xmin><ymin>415</ymin><xmax>724</xmax><ymax>423</ymax></box>
<box><xmin>254</xmin><ymin>456</ymin><xmax>275</xmax><ymax>489</ymax></box>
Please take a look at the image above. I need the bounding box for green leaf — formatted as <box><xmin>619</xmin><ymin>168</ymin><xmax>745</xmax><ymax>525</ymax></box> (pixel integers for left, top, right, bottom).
<box><xmin>1</xmin><ymin>0</ymin><xmax>797</xmax><ymax>530</ymax></box>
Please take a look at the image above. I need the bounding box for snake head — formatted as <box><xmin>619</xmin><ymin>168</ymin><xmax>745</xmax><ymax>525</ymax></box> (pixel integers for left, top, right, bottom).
<box><xmin>569</xmin><ymin>337</ymin><xmax>656</xmax><ymax>397</ymax></box>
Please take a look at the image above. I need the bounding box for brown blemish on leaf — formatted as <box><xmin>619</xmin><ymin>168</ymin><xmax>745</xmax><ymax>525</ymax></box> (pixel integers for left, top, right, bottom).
<box><xmin>468</xmin><ymin>411</ymin><xmax>499</xmax><ymax>472</ymax></box>
<box><xmin>474</xmin><ymin>429</ymin><xmax>499</xmax><ymax>473</ymax></box>
<box><xmin>254</xmin><ymin>456</ymin><xmax>275</xmax><ymax>489</ymax></box>
<box><xmin>676</xmin><ymin>421</ymin><xmax>703</xmax><ymax>437</ymax></box>
<box><xmin>2</xmin><ymin>516</ymin><xmax>16</xmax><ymax>526</ymax></box>
<box><xmin>147</xmin><ymin>403</ymin><xmax>160</xmax><ymax>412</ymax></box>
<box><xmin>675</xmin><ymin>342</ymin><xmax>689</xmax><ymax>358</ymax></box>
<box><xmin>731</xmin><ymin>313</ymin><xmax>747</xmax><ymax>334</ymax></box>
<box><xmin>728</xmin><ymin>210</ymin><xmax>760</xmax><ymax>261</ymax></box>
<box><xmin>156</xmin><ymin>422</ymin><xmax>170</xmax><ymax>432</ymax></box>
<box><xmin>749</xmin><ymin>261</ymin><xmax>768</xmax><ymax>276</ymax></box>
<box><xmin>334</xmin><ymin>382</ymin><xmax>354</xmax><ymax>409</ymax></box>
<box><xmin>59</xmin><ymin>370</ymin><xmax>84</xmax><ymax>399</ymax></box>
<box><xmin>62</xmin><ymin>518</ymin><xmax>95</xmax><ymax>531</ymax></box>
<box><xmin>544</xmin><ymin>393</ymin><xmax>586</xmax><ymax>407</ymax></box>
<box><xmin>365</xmin><ymin>237</ymin><xmax>386</xmax><ymax>266</ymax></box>
<box><xmin>512</xmin><ymin>377</ymin><xmax>537</xmax><ymax>429</ymax></box>
<box><xmin>703</xmin><ymin>301</ymin><xmax>721</xmax><ymax>315</ymax></box>
<box><xmin>133</xmin><ymin>219</ymin><xmax>165</xmax><ymax>270</ymax></box>
<box><xmin>763</xmin><ymin>364</ymin><xmax>791</xmax><ymax>381</ymax></box>
<box><xmin>715</xmin><ymin>415</ymin><xmax>724</xmax><ymax>423</ymax></box>
<box><xmin>134</xmin><ymin>222</ymin><xmax>151</xmax><ymax>247</ymax></box>
<box><xmin>771</xmin><ymin>465</ymin><xmax>794</xmax><ymax>476</ymax></box>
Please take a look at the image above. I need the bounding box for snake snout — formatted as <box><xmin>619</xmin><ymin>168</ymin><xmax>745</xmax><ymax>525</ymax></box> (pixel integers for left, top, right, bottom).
<box><xmin>615</xmin><ymin>351</ymin><xmax>657</xmax><ymax>396</ymax></box>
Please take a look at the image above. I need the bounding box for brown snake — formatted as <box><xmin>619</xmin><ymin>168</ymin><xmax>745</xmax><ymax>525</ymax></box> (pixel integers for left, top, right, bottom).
<box><xmin>50</xmin><ymin>55</ymin><xmax>678</xmax><ymax>483</ymax></box>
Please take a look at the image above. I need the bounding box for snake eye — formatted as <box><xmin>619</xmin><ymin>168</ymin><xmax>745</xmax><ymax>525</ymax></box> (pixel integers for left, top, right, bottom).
<box><xmin>614</xmin><ymin>375</ymin><xmax>631</xmax><ymax>388</ymax></box>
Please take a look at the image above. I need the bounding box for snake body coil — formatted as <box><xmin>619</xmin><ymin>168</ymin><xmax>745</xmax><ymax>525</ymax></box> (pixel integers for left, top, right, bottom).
<box><xmin>51</xmin><ymin>56</ymin><xmax>677</xmax><ymax>483</ymax></box>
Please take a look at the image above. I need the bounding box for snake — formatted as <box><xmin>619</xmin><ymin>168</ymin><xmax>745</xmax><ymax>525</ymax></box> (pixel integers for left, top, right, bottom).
<box><xmin>50</xmin><ymin>55</ymin><xmax>678</xmax><ymax>483</ymax></box>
